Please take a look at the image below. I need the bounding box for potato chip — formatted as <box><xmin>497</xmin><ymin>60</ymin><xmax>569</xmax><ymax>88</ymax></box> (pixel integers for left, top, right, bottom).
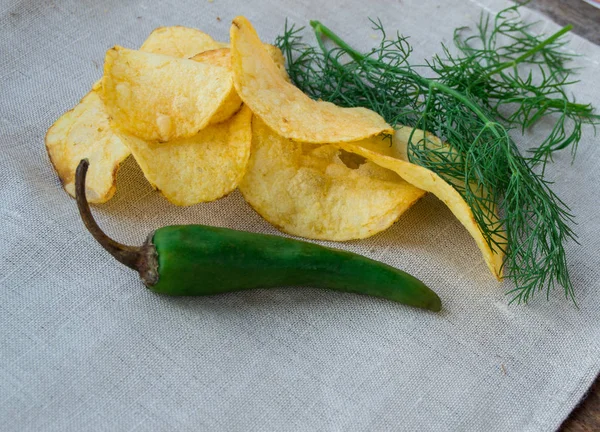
<box><xmin>101</xmin><ymin>47</ymin><xmax>241</xmax><ymax>141</ymax></box>
<box><xmin>146</xmin><ymin>44</ymin><xmax>285</xmax><ymax>127</ymax></box>
<box><xmin>45</xmin><ymin>91</ymin><xmax>130</xmax><ymax>203</ymax></box>
<box><xmin>47</xmin><ymin>26</ymin><xmax>225</xmax><ymax>203</ymax></box>
<box><xmin>263</xmin><ymin>44</ymin><xmax>291</xmax><ymax>82</ymax></box>
<box><xmin>333</xmin><ymin>128</ymin><xmax>504</xmax><ymax>279</ymax></box>
<box><xmin>185</xmin><ymin>48</ymin><xmax>245</xmax><ymax>125</ymax></box>
<box><xmin>191</xmin><ymin>45</ymin><xmax>290</xmax><ymax>81</ymax></box>
<box><xmin>239</xmin><ymin>118</ymin><xmax>425</xmax><ymax>241</ymax></box>
<box><xmin>120</xmin><ymin>106</ymin><xmax>252</xmax><ymax>206</ymax></box>
<box><xmin>140</xmin><ymin>26</ymin><xmax>228</xmax><ymax>58</ymax></box>
<box><xmin>230</xmin><ymin>16</ymin><xmax>392</xmax><ymax>144</ymax></box>
<box><xmin>191</xmin><ymin>47</ymin><xmax>231</xmax><ymax>68</ymax></box>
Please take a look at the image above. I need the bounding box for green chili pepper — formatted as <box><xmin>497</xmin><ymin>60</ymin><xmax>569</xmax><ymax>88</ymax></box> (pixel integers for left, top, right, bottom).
<box><xmin>75</xmin><ymin>159</ymin><xmax>441</xmax><ymax>311</ymax></box>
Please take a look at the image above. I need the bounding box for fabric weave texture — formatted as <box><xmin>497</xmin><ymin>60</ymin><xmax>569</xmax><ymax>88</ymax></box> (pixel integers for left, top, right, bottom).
<box><xmin>1</xmin><ymin>0</ymin><xmax>599</xmax><ymax>430</ymax></box>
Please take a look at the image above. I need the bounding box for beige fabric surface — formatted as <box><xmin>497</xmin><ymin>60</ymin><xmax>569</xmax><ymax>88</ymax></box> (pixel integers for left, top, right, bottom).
<box><xmin>1</xmin><ymin>0</ymin><xmax>599</xmax><ymax>430</ymax></box>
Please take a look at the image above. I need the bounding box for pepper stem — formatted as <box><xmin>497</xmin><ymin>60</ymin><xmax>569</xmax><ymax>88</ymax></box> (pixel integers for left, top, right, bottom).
<box><xmin>75</xmin><ymin>159</ymin><xmax>142</xmax><ymax>270</ymax></box>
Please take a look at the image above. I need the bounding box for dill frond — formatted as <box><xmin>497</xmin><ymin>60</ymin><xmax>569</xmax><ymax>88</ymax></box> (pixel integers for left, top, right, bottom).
<box><xmin>275</xmin><ymin>5</ymin><xmax>599</xmax><ymax>303</ymax></box>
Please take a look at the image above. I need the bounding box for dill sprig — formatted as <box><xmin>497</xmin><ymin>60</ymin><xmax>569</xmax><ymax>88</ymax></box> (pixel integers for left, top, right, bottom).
<box><xmin>275</xmin><ymin>5</ymin><xmax>598</xmax><ymax>303</ymax></box>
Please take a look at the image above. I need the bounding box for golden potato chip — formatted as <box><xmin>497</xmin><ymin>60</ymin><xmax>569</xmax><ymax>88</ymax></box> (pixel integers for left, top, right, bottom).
<box><xmin>140</xmin><ymin>26</ymin><xmax>227</xmax><ymax>58</ymax></box>
<box><xmin>191</xmin><ymin>47</ymin><xmax>231</xmax><ymax>68</ymax></box>
<box><xmin>191</xmin><ymin>45</ymin><xmax>290</xmax><ymax>81</ymax></box>
<box><xmin>186</xmin><ymin>48</ymin><xmax>245</xmax><ymax>125</ymax></box>
<box><xmin>230</xmin><ymin>16</ymin><xmax>392</xmax><ymax>144</ymax></box>
<box><xmin>119</xmin><ymin>106</ymin><xmax>252</xmax><ymax>206</ymax></box>
<box><xmin>333</xmin><ymin>128</ymin><xmax>504</xmax><ymax>279</ymax></box>
<box><xmin>47</xmin><ymin>26</ymin><xmax>224</xmax><ymax>203</ymax></box>
<box><xmin>45</xmin><ymin>91</ymin><xmax>130</xmax><ymax>203</ymax></box>
<box><xmin>239</xmin><ymin>118</ymin><xmax>425</xmax><ymax>241</ymax></box>
<box><xmin>102</xmin><ymin>46</ymin><xmax>241</xmax><ymax>141</ymax></box>
<box><xmin>264</xmin><ymin>44</ymin><xmax>291</xmax><ymax>82</ymax></box>
<box><xmin>138</xmin><ymin>44</ymin><xmax>284</xmax><ymax>127</ymax></box>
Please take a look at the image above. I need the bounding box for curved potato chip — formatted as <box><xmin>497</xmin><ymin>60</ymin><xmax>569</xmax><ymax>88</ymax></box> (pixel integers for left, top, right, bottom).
<box><xmin>191</xmin><ymin>45</ymin><xmax>290</xmax><ymax>82</ymax></box>
<box><xmin>140</xmin><ymin>26</ymin><xmax>227</xmax><ymax>58</ymax></box>
<box><xmin>47</xmin><ymin>27</ymin><xmax>224</xmax><ymax>203</ymax></box>
<box><xmin>230</xmin><ymin>16</ymin><xmax>392</xmax><ymax>144</ymax></box>
<box><xmin>191</xmin><ymin>47</ymin><xmax>231</xmax><ymax>68</ymax></box>
<box><xmin>188</xmin><ymin>48</ymin><xmax>244</xmax><ymax>125</ymax></box>
<box><xmin>185</xmin><ymin>44</ymin><xmax>288</xmax><ymax>125</ymax></box>
<box><xmin>45</xmin><ymin>91</ymin><xmax>130</xmax><ymax>203</ymax></box>
<box><xmin>239</xmin><ymin>118</ymin><xmax>425</xmax><ymax>241</ymax></box>
<box><xmin>264</xmin><ymin>44</ymin><xmax>291</xmax><ymax>82</ymax></box>
<box><xmin>119</xmin><ymin>106</ymin><xmax>252</xmax><ymax>206</ymax></box>
<box><xmin>334</xmin><ymin>128</ymin><xmax>504</xmax><ymax>279</ymax></box>
<box><xmin>102</xmin><ymin>47</ymin><xmax>241</xmax><ymax>141</ymax></box>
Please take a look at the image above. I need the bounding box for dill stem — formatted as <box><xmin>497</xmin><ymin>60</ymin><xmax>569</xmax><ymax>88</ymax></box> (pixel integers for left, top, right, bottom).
<box><xmin>310</xmin><ymin>20</ymin><xmax>503</xmax><ymax>139</ymax></box>
<box><xmin>430</xmin><ymin>82</ymin><xmax>502</xmax><ymax>138</ymax></box>
<box><xmin>483</xmin><ymin>24</ymin><xmax>573</xmax><ymax>78</ymax></box>
<box><xmin>310</xmin><ymin>20</ymin><xmax>365</xmax><ymax>62</ymax></box>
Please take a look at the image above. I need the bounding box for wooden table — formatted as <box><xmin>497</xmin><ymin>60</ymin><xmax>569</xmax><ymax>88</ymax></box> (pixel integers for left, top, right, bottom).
<box><xmin>517</xmin><ymin>2</ymin><xmax>600</xmax><ymax>430</ymax></box>
<box><xmin>522</xmin><ymin>0</ymin><xmax>600</xmax><ymax>44</ymax></box>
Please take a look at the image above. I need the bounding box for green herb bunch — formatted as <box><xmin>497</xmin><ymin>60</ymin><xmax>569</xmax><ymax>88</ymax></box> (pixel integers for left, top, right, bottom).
<box><xmin>276</xmin><ymin>5</ymin><xmax>598</xmax><ymax>303</ymax></box>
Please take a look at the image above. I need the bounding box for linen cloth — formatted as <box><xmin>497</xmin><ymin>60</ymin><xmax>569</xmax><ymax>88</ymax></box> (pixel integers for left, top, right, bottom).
<box><xmin>1</xmin><ymin>0</ymin><xmax>599</xmax><ymax>430</ymax></box>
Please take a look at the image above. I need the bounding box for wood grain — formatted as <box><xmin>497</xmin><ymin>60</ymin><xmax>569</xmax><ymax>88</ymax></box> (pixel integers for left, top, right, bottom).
<box><xmin>517</xmin><ymin>0</ymin><xmax>600</xmax><ymax>44</ymax></box>
<box><xmin>513</xmin><ymin>2</ymin><xmax>600</xmax><ymax>430</ymax></box>
<box><xmin>561</xmin><ymin>379</ymin><xmax>600</xmax><ymax>431</ymax></box>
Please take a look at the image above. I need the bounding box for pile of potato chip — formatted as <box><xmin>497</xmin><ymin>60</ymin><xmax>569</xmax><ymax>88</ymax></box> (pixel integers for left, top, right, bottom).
<box><xmin>46</xmin><ymin>17</ymin><xmax>503</xmax><ymax>279</ymax></box>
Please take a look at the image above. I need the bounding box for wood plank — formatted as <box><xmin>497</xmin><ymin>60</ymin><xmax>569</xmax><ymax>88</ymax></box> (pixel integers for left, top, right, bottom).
<box><xmin>517</xmin><ymin>0</ymin><xmax>600</xmax><ymax>44</ymax></box>
<box><xmin>561</xmin><ymin>379</ymin><xmax>600</xmax><ymax>431</ymax></box>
